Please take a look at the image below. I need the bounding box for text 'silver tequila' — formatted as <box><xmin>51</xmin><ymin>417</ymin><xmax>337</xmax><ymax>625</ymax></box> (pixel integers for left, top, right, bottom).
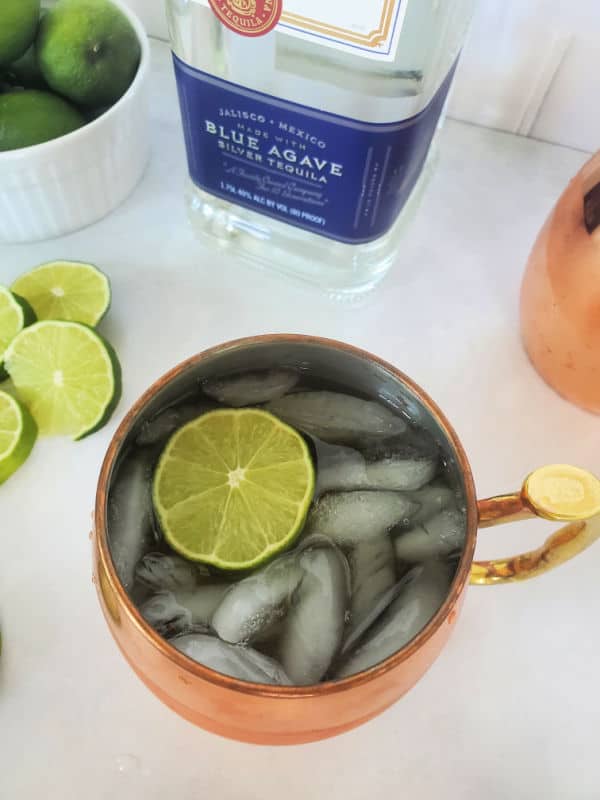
<box><xmin>167</xmin><ymin>0</ymin><xmax>477</xmax><ymax>292</ymax></box>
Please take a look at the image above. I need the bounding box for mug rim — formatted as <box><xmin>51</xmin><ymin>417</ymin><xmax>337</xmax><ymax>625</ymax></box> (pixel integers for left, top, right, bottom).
<box><xmin>94</xmin><ymin>333</ymin><xmax>478</xmax><ymax>697</ymax></box>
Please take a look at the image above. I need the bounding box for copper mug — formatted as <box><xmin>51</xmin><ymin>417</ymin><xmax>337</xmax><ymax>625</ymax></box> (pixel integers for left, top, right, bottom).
<box><xmin>93</xmin><ymin>335</ymin><xmax>600</xmax><ymax>745</ymax></box>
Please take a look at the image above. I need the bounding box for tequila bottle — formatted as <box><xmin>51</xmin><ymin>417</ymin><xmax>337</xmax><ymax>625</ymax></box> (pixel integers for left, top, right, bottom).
<box><xmin>167</xmin><ymin>0</ymin><xmax>477</xmax><ymax>292</ymax></box>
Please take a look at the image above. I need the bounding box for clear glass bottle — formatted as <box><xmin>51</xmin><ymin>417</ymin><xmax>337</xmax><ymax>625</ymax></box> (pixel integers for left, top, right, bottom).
<box><xmin>167</xmin><ymin>0</ymin><xmax>477</xmax><ymax>293</ymax></box>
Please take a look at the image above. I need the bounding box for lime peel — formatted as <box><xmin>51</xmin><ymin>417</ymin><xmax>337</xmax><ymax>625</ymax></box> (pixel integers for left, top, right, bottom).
<box><xmin>0</xmin><ymin>390</ymin><xmax>37</xmax><ymax>484</ymax></box>
<box><xmin>0</xmin><ymin>285</ymin><xmax>36</xmax><ymax>380</ymax></box>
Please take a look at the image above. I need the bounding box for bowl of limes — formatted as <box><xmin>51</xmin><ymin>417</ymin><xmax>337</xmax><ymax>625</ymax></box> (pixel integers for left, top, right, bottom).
<box><xmin>0</xmin><ymin>0</ymin><xmax>150</xmax><ymax>243</ymax></box>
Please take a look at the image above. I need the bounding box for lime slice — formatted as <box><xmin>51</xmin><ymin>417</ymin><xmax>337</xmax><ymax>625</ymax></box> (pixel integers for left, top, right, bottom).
<box><xmin>4</xmin><ymin>320</ymin><xmax>121</xmax><ymax>440</ymax></box>
<box><xmin>153</xmin><ymin>408</ymin><xmax>315</xmax><ymax>570</ymax></box>
<box><xmin>0</xmin><ymin>285</ymin><xmax>36</xmax><ymax>378</ymax></box>
<box><xmin>11</xmin><ymin>260</ymin><xmax>111</xmax><ymax>326</ymax></box>
<box><xmin>0</xmin><ymin>390</ymin><xmax>37</xmax><ymax>484</ymax></box>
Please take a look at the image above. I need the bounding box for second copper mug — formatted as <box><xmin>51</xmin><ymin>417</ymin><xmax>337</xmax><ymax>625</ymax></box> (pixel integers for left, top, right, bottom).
<box><xmin>93</xmin><ymin>335</ymin><xmax>600</xmax><ymax>745</ymax></box>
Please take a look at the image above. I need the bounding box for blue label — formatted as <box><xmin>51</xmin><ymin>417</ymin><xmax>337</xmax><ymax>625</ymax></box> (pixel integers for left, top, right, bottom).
<box><xmin>173</xmin><ymin>55</ymin><xmax>456</xmax><ymax>244</ymax></box>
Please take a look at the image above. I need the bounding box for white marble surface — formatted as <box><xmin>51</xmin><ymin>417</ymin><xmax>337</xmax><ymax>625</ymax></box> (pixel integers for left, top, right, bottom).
<box><xmin>1</xmin><ymin>41</ymin><xmax>599</xmax><ymax>800</ymax></box>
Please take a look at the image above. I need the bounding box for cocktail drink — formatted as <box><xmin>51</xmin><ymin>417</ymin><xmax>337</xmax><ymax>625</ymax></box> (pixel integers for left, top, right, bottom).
<box><xmin>95</xmin><ymin>336</ymin><xmax>600</xmax><ymax>743</ymax></box>
<box><xmin>107</xmin><ymin>363</ymin><xmax>467</xmax><ymax>685</ymax></box>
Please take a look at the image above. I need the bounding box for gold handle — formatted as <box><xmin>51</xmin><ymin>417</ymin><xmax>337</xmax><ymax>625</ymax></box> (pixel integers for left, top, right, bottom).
<box><xmin>470</xmin><ymin>465</ymin><xmax>600</xmax><ymax>585</ymax></box>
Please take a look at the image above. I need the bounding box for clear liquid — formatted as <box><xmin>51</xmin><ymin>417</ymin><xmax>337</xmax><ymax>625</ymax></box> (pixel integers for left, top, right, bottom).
<box><xmin>167</xmin><ymin>0</ymin><xmax>477</xmax><ymax>293</ymax></box>
<box><xmin>107</xmin><ymin>370</ymin><xmax>467</xmax><ymax>685</ymax></box>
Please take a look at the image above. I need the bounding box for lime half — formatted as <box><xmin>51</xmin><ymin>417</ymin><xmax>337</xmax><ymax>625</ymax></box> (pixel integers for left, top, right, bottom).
<box><xmin>153</xmin><ymin>408</ymin><xmax>315</xmax><ymax>570</ymax></box>
<box><xmin>0</xmin><ymin>390</ymin><xmax>37</xmax><ymax>484</ymax></box>
<box><xmin>4</xmin><ymin>320</ymin><xmax>121</xmax><ymax>439</ymax></box>
<box><xmin>0</xmin><ymin>285</ymin><xmax>36</xmax><ymax>378</ymax></box>
<box><xmin>11</xmin><ymin>260</ymin><xmax>111</xmax><ymax>326</ymax></box>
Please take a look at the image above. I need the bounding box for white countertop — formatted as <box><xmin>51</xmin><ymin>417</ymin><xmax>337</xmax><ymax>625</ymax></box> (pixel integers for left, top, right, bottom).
<box><xmin>1</xmin><ymin>41</ymin><xmax>598</xmax><ymax>799</ymax></box>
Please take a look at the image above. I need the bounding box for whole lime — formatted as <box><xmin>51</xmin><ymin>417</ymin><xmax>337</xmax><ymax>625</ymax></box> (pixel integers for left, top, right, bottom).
<box><xmin>0</xmin><ymin>90</ymin><xmax>85</xmax><ymax>152</ymax></box>
<box><xmin>0</xmin><ymin>0</ymin><xmax>41</xmax><ymax>67</ymax></box>
<box><xmin>5</xmin><ymin>10</ymin><xmax>48</xmax><ymax>90</ymax></box>
<box><xmin>5</xmin><ymin>45</ymin><xmax>47</xmax><ymax>90</ymax></box>
<box><xmin>37</xmin><ymin>0</ymin><xmax>141</xmax><ymax>108</ymax></box>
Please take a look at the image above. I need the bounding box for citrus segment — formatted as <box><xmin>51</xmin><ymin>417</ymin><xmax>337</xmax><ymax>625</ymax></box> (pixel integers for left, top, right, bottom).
<box><xmin>4</xmin><ymin>320</ymin><xmax>121</xmax><ymax>439</ymax></box>
<box><xmin>0</xmin><ymin>390</ymin><xmax>37</xmax><ymax>484</ymax></box>
<box><xmin>12</xmin><ymin>260</ymin><xmax>110</xmax><ymax>326</ymax></box>
<box><xmin>153</xmin><ymin>409</ymin><xmax>315</xmax><ymax>570</ymax></box>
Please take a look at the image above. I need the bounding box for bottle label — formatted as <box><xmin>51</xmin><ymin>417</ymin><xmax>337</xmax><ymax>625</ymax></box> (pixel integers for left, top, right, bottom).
<box><xmin>200</xmin><ymin>0</ymin><xmax>409</xmax><ymax>61</ymax></box>
<box><xmin>277</xmin><ymin>0</ymin><xmax>408</xmax><ymax>61</ymax></box>
<box><xmin>173</xmin><ymin>55</ymin><xmax>456</xmax><ymax>244</ymax></box>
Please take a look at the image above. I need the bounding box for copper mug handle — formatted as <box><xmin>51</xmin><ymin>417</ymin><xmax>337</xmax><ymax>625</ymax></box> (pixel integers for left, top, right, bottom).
<box><xmin>471</xmin><ymin>465</ymin><xmax>600</xmax><ymax>585</ymax></box>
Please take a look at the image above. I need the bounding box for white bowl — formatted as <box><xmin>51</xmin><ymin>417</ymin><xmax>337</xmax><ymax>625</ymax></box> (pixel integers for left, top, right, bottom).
<box><xmin>0</xmin><ymin>0</ymin><xmax>150</xmax><ymax>244</ymax></box>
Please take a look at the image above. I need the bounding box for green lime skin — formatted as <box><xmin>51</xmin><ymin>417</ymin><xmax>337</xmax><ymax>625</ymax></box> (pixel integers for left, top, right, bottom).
<box><xmin>0</xmin><ymin>90</ymin><xmax>85</xmax><ymax>152</ymax></box>
<box><xmin>37</xmin><ymin>0</ymin><xmax>141</xmax><ymax>108</ymax></box>
<box><xmin>4</xmin><ymin>11</ymin><xmax>48</xmax><ymax>90</ymax></box>
<box><xmin>12</xmin><ymin>293</ymin><xmax>37</xmax><ymax>329</ymax></box>
<box><xmin>5</xmin><ymin>44</ymin><xmax>48</xmax><ymax>90</ymax></box>
<box><xmin>76</xmin><ymin>325</ymin><xmax>122</xmax><ymax>440</ymax></box>
<box><xmin>0</xmin><ymin>0</ymin><xmax>41</xmax><ymax>67</ymax></box>
<box><xmin>0</xmin><ymin>396</ymin><xmax>38</xmax><ymax>485</ymax></box>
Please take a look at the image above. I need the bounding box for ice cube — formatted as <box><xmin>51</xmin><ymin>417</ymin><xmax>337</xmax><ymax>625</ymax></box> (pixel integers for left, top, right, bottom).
<box><xmin>203</xmin><ymin>369</ymin><xmax>298</xmax><ymax>407</ymax></box>
<box><xmin>347</xmin><ymin>538</ymin><xmax>396</xmax><ymax>642</ymax></box>
<box><xmin>335</xmin><ymin>561</ymin><xmax>454</xmax><ymax>678</ymax></box>
<box><xmin>306</xmin><ymin>491</ymin><xmax>419</xmax><ymax>545</ymax></box>
<box><xmin>361</xmin><ymin>432</ymin><xmax>438</xmax><ymax>491</ymax></box>
<box><xmin>362</xmin><ymin>427</ymin><xmax>437</xmax><ymax>460</ymax></box>
<box><xmin>140</xmin><ymin>583</ymin><xmax>231</xmax><ymax>635</ymax></box>
<box><xmin>364</xmin><ymin>457</ymin><xmax>437</xmax><ymax>492</ymax></box>
<box><xmin>135</xmin><ymin>552</ymin><xmax>201</xmax><ymax>592</ymax></box>
<box><xmin>266</xmin><ymin>391</ymin><xmax>406</xmax><ymax>445</ymax></box>
<box><xmin>394</xmin><ymin>509</ymin><xmax>467</xmax><ymax>563</ymax></box>
<box><xmin>135</xmin><ymin>400</ymin><xmax>215</xmax><ymax>447</ymax></box>
<box><xmin>171</xmin><ymin>634</ymin><xmax>292</xmax><ymax>685</ymax></box>
<box><xmin>277</xmin><ymin>543</ymin><xmax>349</xmax><ymax>685</ymax></box>
<box><xmin>313</xmin><ymin>439</ymin><xmax>368</xmax><ymax>495</ymax></box>
<box><xmin>313</xmin><ymin>437</ymin><xmax>437</xmax><ymax>494</ymax></box>
<box><xmin>403</xmin><ymin>483</ymin><xmax>457</xmax><ymax>527</ymax></box>
<box><xmin>140</xmin><ymin>592</ymin><xmax>193</xmax><ymax>637</ymax></box>
<box><xmin>341</xmin><ymin>567</ymin><xmax>421</xmax><ymax>656</ymax></box>
<box><xmin>108</xmin><ymin>449</ymin><xmax>157</xmax><ymax>591</ymax></box>
<box><xmin>212</xmin><ymin>554</ymin><xmax>304</xmax><ymax>644</ymax></box>
<box><xmin>176</xmin><ymin>584</ymin><xmax>231</xmax><ymax>627</ymax></box>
